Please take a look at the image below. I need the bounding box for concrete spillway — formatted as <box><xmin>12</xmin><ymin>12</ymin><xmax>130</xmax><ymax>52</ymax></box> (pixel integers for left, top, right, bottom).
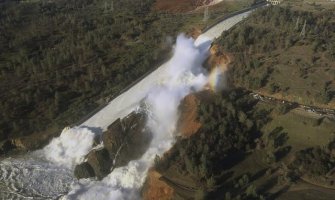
<box><xmin>81</xmin><ymin>9</ymin><xmax>254</xmax><ymax>131</ymax></box>
<box><xmin>0</xmin><ymin>7</ymin><xmax>260</xmax><ymax>200</ymax></box>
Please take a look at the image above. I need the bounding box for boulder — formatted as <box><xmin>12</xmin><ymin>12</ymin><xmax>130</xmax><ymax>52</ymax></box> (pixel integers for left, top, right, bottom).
<box><xmin>11</xmin><ymin>131</ymin><xmax>52</xmax><ymax>151</ymax></box>
<box><xmin>74</xmin><ymin>111</ymin><xmax>152</xmax><ymax>180</ymax></box>
<box><xmin>74</xmin><ymin>162</ymin><xmax>95</xmax><ymax>179</ymax></box>
<box><xmin>112</xmin><ymin>112</ymin><xmax>152</xmax><ymax>166</ymax></box>
<box><xmin>122</xmin><ymin>112</ymin><xmax>145</xmax><ymax>129</ymax></box>
<box><xmin>102</xmin><ymin>119</ymin><xmax>126</xmax><ymax>157</ymax></box>
<box><xmin>87</xmin><ymin>148</ymin><xmax>112</xmax><ymax>180</ymax></box>
<box><xmin>0</xmin><ymin>140</ymin><xmax>14</xmax><ymax>155</ymax></box>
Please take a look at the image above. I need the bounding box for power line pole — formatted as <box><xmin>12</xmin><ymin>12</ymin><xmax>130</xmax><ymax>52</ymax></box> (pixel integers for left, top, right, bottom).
<box><xmin>110</xmin><ymin>0</ymin><xmax>114</xmax><ymax>12</ymax></box>
<box><xmin>295</xmin><ymin>16</ymin><xmax>300</xmax><ymax>31</ymax></box>
<box><xmin>104</xmin><ymin>1</ymin><xmax>108</xmax><ymax>12</ymax></box>
<box><xmin>300</xmin><ymin>20</ymin><xmax>306</xmax><ymax>38</ymax></box>
<box><xmin>203</xmin><ymin>7</ymin><xmax>209</xmax><ymax>22</ymax></box>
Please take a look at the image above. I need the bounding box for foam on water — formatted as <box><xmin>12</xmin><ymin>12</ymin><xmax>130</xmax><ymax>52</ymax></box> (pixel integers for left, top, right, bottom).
<box><xmin>42</xmin><ymin>127</ymin><xmax>98</xmax><ymax>169</ymax></box>
<box><xmin>60</xmin><ymin>34</ymin><xmax>211</xmax><ymax>200</ymax></box>
<box><xmin>0</xmin><ymin>157</ymin><xmax>73</xmax><ymax>200</ymax></box>
<box><xmin>0</xmin><ymin>9</ymin><xmax>257</xmax><ymax>198</ymax></box>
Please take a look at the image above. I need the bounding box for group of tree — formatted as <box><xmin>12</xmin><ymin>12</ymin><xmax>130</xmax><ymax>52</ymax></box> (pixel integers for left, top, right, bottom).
<box><xmin>154</xmin><ymin>89</ymin><xmax>272</xmax><ymax>199</ymax></box>
<box><xmin>290</xmin><ymin>137</ymin><xmax>335</xmax><ymax>177</ymax></box>
<box><xmin>0</xmin><ymin>0</ymin><xmax>201</xmax><ymax>143</ymax></box>
<box><xmin>215</xmin><ymin>5</ymin><xmax>335</xmax><ymax>105</ymax></box>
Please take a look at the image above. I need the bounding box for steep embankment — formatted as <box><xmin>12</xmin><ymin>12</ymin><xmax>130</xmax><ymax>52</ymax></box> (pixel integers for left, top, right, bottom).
<box><xmin>142</xmin><ymin>43</ymin><xmax>236</xmax><ymax>199</ymax></box>
<box><xmin>177</xmin><ymin>90</ymin><xmax>214</xmax><ymax>138</ymax></box>
<box><xmin>145</xmin><ymin>5</ymin><xmax>335</xmax><ymax>200</ymax></box>
<box><xmin>142</xmin><ymin>169</ymin><xmax>175</xmax><ymax>200</ymax></box>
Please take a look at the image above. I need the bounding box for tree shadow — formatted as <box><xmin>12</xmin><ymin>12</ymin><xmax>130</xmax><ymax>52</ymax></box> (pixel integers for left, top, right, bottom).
<box><xmin>268</xmin><ymin>185</ymin><xmax>291</xmax><ymax>200</ymax></box>
<box><xmin>275</xmin><ymin>146</ymin><xmax>292</xmax><ymax>161</ymax></box>
<box><xmin>80</xmin><ymin>126</ymin><xmax>103</xmax><ymax>136</ymax></box>
<box><xmin>258</xmin><ymin>177</ymin><xmax>279</xmax><ymax>198</ymax></box>
<box><xmin>269</xmin><ymin>127</ymin><xmax>289</xmax><ymax>148</ymax></box>
<box><xmin>251</xmin><ymin>168</ymin><xmax>268</xmax><ymax>182</ymax></box>
<box><xmin>269</xmin><ymin>127</ymin><xmax>283</xmax><ymax>138</ymax></box>
<box><xmin>219</xmin><ymin>150</ymin><xmax>247</xmax><ymax>170</ymax></box>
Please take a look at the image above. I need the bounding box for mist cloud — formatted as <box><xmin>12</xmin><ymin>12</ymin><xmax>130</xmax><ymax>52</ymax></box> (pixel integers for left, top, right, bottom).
<box><xmin>42</xmin><ymin>127</ymin><xmax>96</xmax><ymax>169</ymax></box>
<box><xmin>57</xmin><ymin>34</ymin><xmax>212</xmax><ymax>200</ymax></box>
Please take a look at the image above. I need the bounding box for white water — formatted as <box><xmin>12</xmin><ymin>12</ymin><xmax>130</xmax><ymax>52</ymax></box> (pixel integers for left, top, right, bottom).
<box><xmin>0</xmin><ymin>10</ymin><xmax>256</xmax><ymax>200</ymax></box>
<box><xmin>62</xmin><ymin>34</ymin><xmax>211</xmax><ymax>200</ymax></box>
<box><xmin>42</xmin><ymin>127</ymin><xmax>97</xmax><ymax>169</ymax></box>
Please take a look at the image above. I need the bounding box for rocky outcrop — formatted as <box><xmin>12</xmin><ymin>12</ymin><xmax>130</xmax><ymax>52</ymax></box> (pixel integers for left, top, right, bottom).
<box><xmin>0</xmin><ymin>140</ymin><xmax>14</xmax><ymax>155</ymax></box>
<box><xmin>10</xmin><ymin>130</ymin><xmax>56</xmax><ymax>151</ymax></box>
<box><xmin>87</xmin><ymin>148</ymin><xmax>112</xmax><ymax>179</ymax></box>
<box><xmin>74</xmin><ymin>111</ymin><xmax>152</xmax><ymax>179</ymax></box>
<box><xmin>74</xmin><ymin>162</ymin><xmax>95</xmax><ymax>179</ymax></box>
<box><xmin>102</xmin><ymin>119</ymin><xmax>125</xmax><ymax>158</ymax></box>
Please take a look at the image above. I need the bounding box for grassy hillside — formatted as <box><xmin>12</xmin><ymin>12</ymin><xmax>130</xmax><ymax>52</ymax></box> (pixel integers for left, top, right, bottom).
<box><xmin>152</xmin><ymin>89</ymin><xmax>335</xmax><ymax>200</ymax></box>
<box><xmin>150</xmin><ymin>4</ymin><xmax>335</xmax><ymax>199</ymax></box>
<box><xmin>215</xmin><ymin>5</ymin><xmax>335</xmax><ymax>108</ymax></box>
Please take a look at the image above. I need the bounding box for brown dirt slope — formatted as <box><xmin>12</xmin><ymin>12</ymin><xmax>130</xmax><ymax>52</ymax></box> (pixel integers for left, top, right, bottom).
<box><xmin>142</xmin><ymin>169</ymin><xmax>174</xmax><ymax>200</ymax></box>
<box><xmin>177</xmin><ymin>90</ymin><xmax>213</xmax><ymax>137</ymax></box>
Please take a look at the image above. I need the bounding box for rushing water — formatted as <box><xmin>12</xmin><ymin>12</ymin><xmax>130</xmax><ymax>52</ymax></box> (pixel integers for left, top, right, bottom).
<box><xmin>0</xmin><ymin>155</ymin><xmax>73</xmax><ymax>200</ymax></box>
<box><xmin>0</xmin><ymin>9</ymin><xmax>257</xmax><ymax>200</ymax></box>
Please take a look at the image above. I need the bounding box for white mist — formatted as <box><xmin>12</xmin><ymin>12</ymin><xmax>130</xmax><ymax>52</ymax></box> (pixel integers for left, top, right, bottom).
<box><xmin>58</xmin><ymin>34</ymin><xmax>212</xmax><ymax>200</ymax></box>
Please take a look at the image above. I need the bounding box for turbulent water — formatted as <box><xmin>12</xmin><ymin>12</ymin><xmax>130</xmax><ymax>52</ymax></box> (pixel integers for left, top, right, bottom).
<box><xmin>0</xmin><ymin>9</ymin><xmax>256</xmax><ymax>200</ymax></box>
<box><xmin>0</xmin><ymin>155</ymin><xmax>73</xmax><ymax>200</ymax></box>
<box><xmin>0</xmin><ymin>35</ymin><xmax>212</xmax><ymax>200</ymax></box>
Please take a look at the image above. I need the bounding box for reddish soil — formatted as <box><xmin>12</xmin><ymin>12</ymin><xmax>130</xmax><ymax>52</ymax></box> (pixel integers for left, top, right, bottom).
<box><xmin>177</xmin><ymin>90</ymin><xmax>213</xmax><ymax>138</ymax></box>
<box><xmin>208</xmin><ymin>44</ymin><xmax>232</xmax><ymax>70</ymax></box>
<box><xmin>177</xmin><ymin>94</ymin><xmax>202</xmax><ymax>138</ymax></box>
<box><xmin>142</xmin><ymin>169</ymin><xmax>174</xmax><ymax>200</ymax></box>
<box><xmin>188</xmin><ymin>27</ymin><xmax>203</xmax><ymax>39</ymax></box>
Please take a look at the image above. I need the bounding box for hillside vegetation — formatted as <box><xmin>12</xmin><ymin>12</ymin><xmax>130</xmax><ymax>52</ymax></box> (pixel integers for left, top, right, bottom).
<box><xmin>216</xmin><ymin>5</ymin><xmax>335</xmax><ymax>108</ymax></box>
<box><xmin>0</xmin><ymin>0</ymin><xmax>255</xmax><ymax>152</ymax></box>
<box><xmin>0</xmin><ymin>0</ymin><xmax>181</xmax><ymax>142</ymax></box>
<box><xmin>149</xmin><ymin>4</ymin><xmax>335</xmax><ymax>200</ymax></box>
<box><xmin>151</xmin><ymin>89</ymin><xmax>335</xmax><ymax>200</ymax></box>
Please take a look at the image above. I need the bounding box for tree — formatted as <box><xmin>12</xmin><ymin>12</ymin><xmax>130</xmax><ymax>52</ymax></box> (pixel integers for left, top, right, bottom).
<box><xmin>225</xmin><ymin>192</ymin><xmax>231</xmax><ymax>200</ymax></box>
<box><xmin>195</xmin><ymin>189</ymin><xmax>207</xmax><ymax>200</ymax></box>
<box><xmin>206</xmin><ymin>176</ymin><xmax>216</xmax><ymax>189</ymax></box>
<box><xmin>246</xmin><ymin>184</ymin><xmax>258</xmax><ymax>198</ymax></box>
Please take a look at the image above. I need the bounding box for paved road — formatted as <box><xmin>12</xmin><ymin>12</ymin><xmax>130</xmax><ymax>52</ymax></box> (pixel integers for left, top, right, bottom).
<box><xmin>250</xmin><ymin>92</ymin><xmax>335</xmax><ymax>117</ymax></box>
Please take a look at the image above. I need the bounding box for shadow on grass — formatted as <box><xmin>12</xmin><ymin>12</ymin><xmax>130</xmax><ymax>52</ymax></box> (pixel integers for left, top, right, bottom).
<box><xmin>251</xmin><ymin>168</ymin><xmax>268</xmax><ymax>182</ymax></box>
<box><xmin>268</xmin><ymin>185</ymin><xmax>291</xmax><ymax>200</ymax></box>
<box><xmin>275</xmin><ymin>145</ymin><xmax>292</xmax><ymax>161</ymax></box>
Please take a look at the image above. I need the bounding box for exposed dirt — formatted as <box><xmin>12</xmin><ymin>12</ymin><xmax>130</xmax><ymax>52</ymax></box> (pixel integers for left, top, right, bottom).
<box><xmin>177</xmin><ymin>90</ymin><xmax>213</xmax><ymax>138</ymax></box>
<box><xmin>208</xmin><ymin>44</ymin><xmax>232</xmax><ymax>70</ymax></box>
<box><xmin>177</xmin><ymin>94</ymin><xmax>202</xmax><ymax>138</ymax></box>
<box><xmin>188</xmin><ymin>27</ymin><xmax>203</xmax><ymax>39</ymax></box>
<box><xmin>142</xmin><ymin>169</ymin><xmax>174</xmax><ymax>200</ymax></box>
<box><xmin>176</xmin><ymin>46</ymin><xmax>232</xmax><ymax>138</ymax></box>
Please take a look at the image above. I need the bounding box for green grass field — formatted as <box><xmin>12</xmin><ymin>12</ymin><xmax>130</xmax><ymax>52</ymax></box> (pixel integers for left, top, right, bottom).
<box><xmin>262</xmin><ymin>108</ymin><xmax>335</xmax><ymax>151</ymax></box>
